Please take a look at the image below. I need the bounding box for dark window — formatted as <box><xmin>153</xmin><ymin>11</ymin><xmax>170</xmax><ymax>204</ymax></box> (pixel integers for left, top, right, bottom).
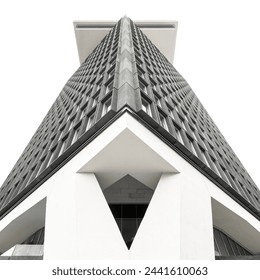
<box><xmin>102</xmin><ymin>98</ymin><xmax>112</xmax><ymax>117</ymax></box>
<box><xmin>141</xmin><ymin>99</ymin><xmax>152</xmax><ymax>116</ymax></box>
<box><xmin>106</xmin><ymin>80</ymin><xmax>114</xmax><ymax>94</ymax></box>
<box><xmin>109</xmin><ymin>204</ymin><xmax>148</xmax><ymax>249</ymax></box>
<box><xmin>159</xmin><ymin>114</ymin><xmax>169</xmax><ymax>131</ymax></box>
<box><xmin>86</xmin><ymin>113</ymin><xmax>95</xmax><ymax>131</ymax></box>
<box><xmin>23</xmin><ymin>227</ymin><xmax>45</xmax><ymax>245</ymax></box>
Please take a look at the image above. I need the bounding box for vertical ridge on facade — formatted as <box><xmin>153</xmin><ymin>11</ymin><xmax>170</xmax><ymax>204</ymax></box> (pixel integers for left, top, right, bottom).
<box><xmin>0</xmin><ymin>16</ymin><xmax>259</xmax><ymax>222</ymax></box>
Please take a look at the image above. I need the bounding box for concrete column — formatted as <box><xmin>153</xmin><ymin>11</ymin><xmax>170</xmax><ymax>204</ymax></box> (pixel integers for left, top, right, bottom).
<box><xmin>178</xmin><ymin>172</ymin><xmax>215</xmax><ymax>259</ymax></box>
<box><xmin>131</xmin><ymin>173</ymin><xmax>215</xmax><ymax>259</ymax></box>
<box><xmin>43</xmin><ymin>170</ymin><xmax>77</xmax><ymax>259</ymax></box>
<box><xmin>44</xmin><ymin>171</ymin><xmax>128</xmax><ymax>259</ymax></box>
<box><xmin>74</xmin><ymin>173</ymin><xmax>128</xmax><ymax>259</ymax></box>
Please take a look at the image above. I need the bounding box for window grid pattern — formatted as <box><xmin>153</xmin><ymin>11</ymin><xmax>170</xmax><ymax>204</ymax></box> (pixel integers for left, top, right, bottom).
<box><xmin>130</xmin><ymin>20</ymin><xmax>260</xmax><ymax>211</ymax></box>
<box><xmin>214</xmin><ymin>227</ymin><xmax>251</xmax><ymax>257</ymax></box>
<box><xmin>0</xmin><ymin>17</ymin><xmax>259</xmax><ymax>219</ymax></box>
<box><xmin>0</xmin><ymin>21</ymin><xmax>121</xmax><ymax>213</ymax></box>
<box><xmin>22</xmin><ymin>227</ymin><xmax>45</xmax><ymax>245</ymax></box>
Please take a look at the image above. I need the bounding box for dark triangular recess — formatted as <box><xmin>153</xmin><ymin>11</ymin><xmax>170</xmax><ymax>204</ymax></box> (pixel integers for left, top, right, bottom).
<box><xmin>103</xmin><ymin>175</ymin><xmax>154</xmax><ymax>249</ymax></box>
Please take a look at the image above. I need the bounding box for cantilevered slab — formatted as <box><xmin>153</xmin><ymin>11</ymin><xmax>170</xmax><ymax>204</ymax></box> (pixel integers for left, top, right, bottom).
<box><xmin>74</xmin><ymin>19</ymin><xmax>178</xmax><ymax>64</ymax></box>
<box><xmin>78</xmin><ymin>128</ymin><xmax>178</xmax><ymax>190</ymax></box>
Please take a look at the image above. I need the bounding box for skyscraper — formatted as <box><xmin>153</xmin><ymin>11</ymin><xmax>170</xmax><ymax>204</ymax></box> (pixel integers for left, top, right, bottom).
<box><xmin>0</xmin><ymin>16</ymin><xmax>259</xmax><ymax>260</ymax></box>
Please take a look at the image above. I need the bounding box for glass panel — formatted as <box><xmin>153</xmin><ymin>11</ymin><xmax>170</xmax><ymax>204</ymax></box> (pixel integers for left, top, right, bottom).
<box><xmin>214</xmin><ymin>238</ymin><xmax>221</xmax><ymax>256</ymax></box>
<box><xmin>228</xmin><ymin>238</ymin><xmax>240</xmax><ymax>256</ymax></box>
<box><xmin>237</xmin><ymin>244</ymin><xmax>246</xmax><ymax>255</ymax></box>
<box><xmin>201</xmin><ymin>150</ymin><xmax>210</xmax><ymax>167</ymax></box>
<box><xmin>122</xmin><ymin>218</ymin><xmax>137</xmax><ymax>248</ymax></box>
<box><xmin>174</xmin><ymin>126</ymin><xmax>184</xmax><ymax>144</ymax></box>
<box><xmin>222</xmin><ymin>234</ymin><xmax>234</xmax><ymax>255</ymax></box>
<box><xmin>141</xmin><ymin>99</ymin><xmax>151</xmax><ymax>116</ymax></box>
<box><xmin>214</xmin><ymin>228</ymin><xmax>228</xmax><ymax>256</ymax></box>
<box><xmin>71</xmin><ymin>128</ymin><xmax>79</xmax><ymax>144</ymax></box>
<box><xmin>115</xmin><ymin>218</ymin><xmax>121</xmax><ymax>231</ymax></box>
<box><xmin>109</xmin><ymin>204</ymin><xmax>121</xmax><ymax>218</ymax></box>
<box><xmin>102</xmin><ymin>99</ymin><xmax>112</xmax><ymax>116</ymax></box>
<box><xmin>137</xmin><ymin>204</ymin><xmax>148</xmax><ymax>217</ymax></box>
<box><xmin>86</xmin><ymin>114</ymin><xmax>95</xmax><ymax>130</ymax></box>
<box><xmin>213</xmin><ymin>227</ymin><xmax>251</xmax><ymax>257</ymax></box>
<box><xmin>109</xmin><ymin>204</ymin><xmax>148</xmax><ymax>249</ymax></box>
<box><xmin>122</xmin><ymin>205</ymin><xmax>136</xmax><ymax>218</ymax></box>
<box><xmin>32</xmin><ymin>230</ymin><xmax>41</xmax><ymax>244</ymax></box>
<box><xmin>137</xmin><ymin>218</ymin><xmax>143</xmax><ymax>227</ymax></box>
<box><xmin>38</xmin><ymin>229</ymin><xmax>45</xmax><ymax>245</ymax></box>
<box><xmin>159</xmin><ymin>114</ymin><xmax>168</xmax><ymax>131</ymax></box>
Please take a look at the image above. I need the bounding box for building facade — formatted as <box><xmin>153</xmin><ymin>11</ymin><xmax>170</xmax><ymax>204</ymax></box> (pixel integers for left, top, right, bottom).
<box><xmin>0</xmin><ymin>17</ymin><xmax>259</xmax><ymax>260</ymax></box>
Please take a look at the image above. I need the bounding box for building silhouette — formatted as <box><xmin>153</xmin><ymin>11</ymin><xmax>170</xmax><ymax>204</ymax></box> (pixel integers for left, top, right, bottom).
<box><xmin>0</xmin><ymin>16</ymin><xmax>259</xmax><ymax>260</ymax></box>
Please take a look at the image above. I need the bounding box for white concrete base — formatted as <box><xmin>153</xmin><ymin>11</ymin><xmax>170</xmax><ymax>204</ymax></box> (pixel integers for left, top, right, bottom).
<box><xmin>0</xmin><ymin>112</ymin><xmax>259</xmax><ymax>259</ymax></box>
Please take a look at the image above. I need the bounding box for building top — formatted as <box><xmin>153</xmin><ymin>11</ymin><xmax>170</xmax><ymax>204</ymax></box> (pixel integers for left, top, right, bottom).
<box><xmin>74</xmin><ymin>18</ymin><xmax>178</xmax><ymax>64</ymax></box>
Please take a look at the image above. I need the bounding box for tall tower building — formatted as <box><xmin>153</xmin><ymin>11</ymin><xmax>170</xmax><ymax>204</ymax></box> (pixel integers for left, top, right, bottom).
<box><xmin>0</xmin><ymin>17</ymin><xmax>259</xmax><ymax>260</ymax></box>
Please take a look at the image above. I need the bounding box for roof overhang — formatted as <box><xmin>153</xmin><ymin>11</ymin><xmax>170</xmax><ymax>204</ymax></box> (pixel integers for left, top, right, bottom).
<box><xmin>73</xmin><ymin>19</ymin><xmax>178</xmax><ymax>64</ymax></box>
<box><xmin>78</xmin><ymin>127</ymin><xmax>178</xmax><ymax>190</ymax></box>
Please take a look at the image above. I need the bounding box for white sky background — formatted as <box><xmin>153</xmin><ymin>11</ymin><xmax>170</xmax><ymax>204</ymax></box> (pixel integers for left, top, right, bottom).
<box><xmin>0</xmin><ymin>0</ymin><xmax>259</xmax><ymax>189</ymax></box>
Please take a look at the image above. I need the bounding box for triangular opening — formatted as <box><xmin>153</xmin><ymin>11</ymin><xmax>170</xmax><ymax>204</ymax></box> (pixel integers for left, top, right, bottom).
<box><xmin>109</xmin><ymin>204</ymin><xmax>148</xmax><ymax>249</ymax></box>
<box><xmin>103</xmin><ymin>174</ymin><xmax>154</xmax><ymax>249</ymax></box>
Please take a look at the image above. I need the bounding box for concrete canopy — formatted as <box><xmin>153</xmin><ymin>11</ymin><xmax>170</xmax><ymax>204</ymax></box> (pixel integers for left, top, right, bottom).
<box><xmin>78</xmin><ymin>127</ymin><xmax>178</xmax><ymax>190</ymax></box>
<box><xmin>74</xmin><ymin>18</ymin><xmax>178</xmax><ymax>64</ymax></box>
